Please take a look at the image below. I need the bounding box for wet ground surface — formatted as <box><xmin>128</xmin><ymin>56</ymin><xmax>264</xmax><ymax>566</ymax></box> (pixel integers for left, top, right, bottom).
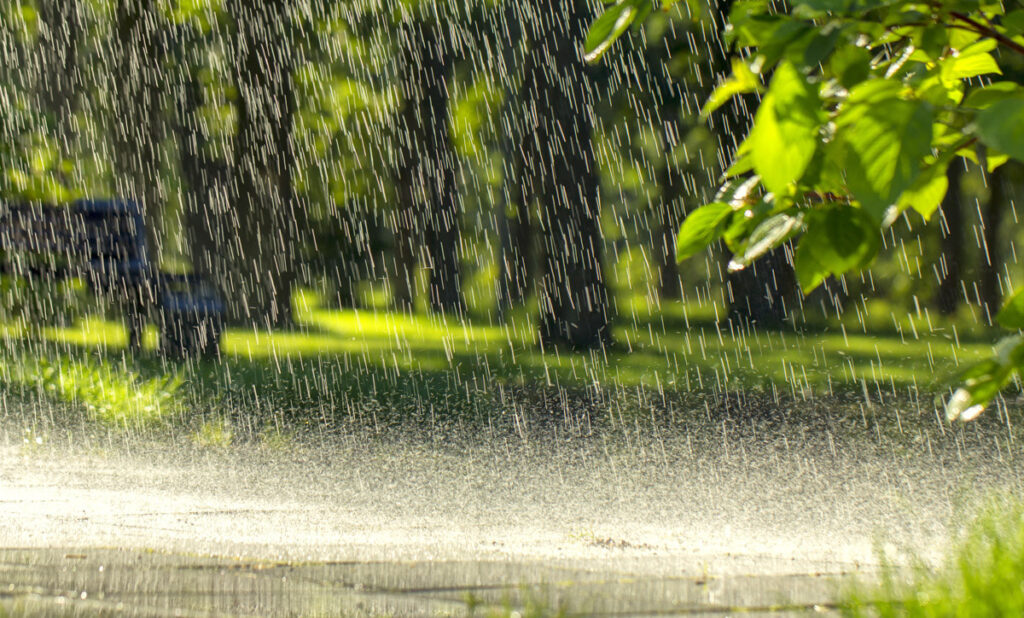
<box><xmin>1</xmin><ymin>408</ymin><xmax>1020</xmax><ymax>616</ymax></box>
<box><xmin>0</xmin><ymin>547</ymin><xmax>851</xmax><ymax>616</ymax></box>
<box><xmin>0</xmin><ymin>556</ymin><xmax>869</xmax><ymax>617</ymax></box>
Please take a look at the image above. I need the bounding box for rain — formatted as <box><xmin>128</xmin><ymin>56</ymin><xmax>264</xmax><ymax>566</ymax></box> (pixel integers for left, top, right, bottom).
<box><xmin>0</xmin><ymin>0</ymin><xmax>1022</xmax><ymax>615</ymax></box>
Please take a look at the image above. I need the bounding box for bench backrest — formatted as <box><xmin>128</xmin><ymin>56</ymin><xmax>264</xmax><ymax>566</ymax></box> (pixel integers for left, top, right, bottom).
<box><xmin>0</xmin><ymin>199</ymin><xmax>150</xmax><ymax>279</ymax></box>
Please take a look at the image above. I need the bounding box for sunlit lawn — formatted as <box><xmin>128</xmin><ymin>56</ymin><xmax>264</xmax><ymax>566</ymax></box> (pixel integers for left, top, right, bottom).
<box><xmin>6</xmin><ymin>290</ymin><xmax>996</xmax><ymax>397</ymax></box>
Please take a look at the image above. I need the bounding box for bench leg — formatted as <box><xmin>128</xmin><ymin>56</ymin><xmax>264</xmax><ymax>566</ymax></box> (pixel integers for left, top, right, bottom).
<box><xmin>127</xmin><ymin>319</ymin><xmax>143</xmax><ymax>352</ymax></box>
<box><xmin>159</xmin><ymin>313</ymin><xmax>221</xmax><ymax>358</ymax></box>
<box><xmin>126</xmin><ymin>300</ymin><xmax>146</xmax><ymax>353</ymax></box>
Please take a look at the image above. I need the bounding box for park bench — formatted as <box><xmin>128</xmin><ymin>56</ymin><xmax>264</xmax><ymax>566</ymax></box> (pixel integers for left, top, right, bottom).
<box><xmin>0</xmin><ymin>199</ymin><xmax>224</xmax><ymax>357</ymax></box>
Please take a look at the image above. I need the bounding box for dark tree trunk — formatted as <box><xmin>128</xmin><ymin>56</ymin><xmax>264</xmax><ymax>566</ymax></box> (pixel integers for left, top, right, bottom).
<box><xmin>496</xmin><ymin>99</ymin><xmax>536</xmax><ymax>318</ymax></box>
<box><xmin>111</xmin><ymin>1</ymin><xmax>164</xmax><ymax>255</ymax></box>
<box><xmin>110</xmin><ymin>1</ymin><xmax>165</xmax><ymax>348</ymax></box>
<box><xmin>422</xmin><ymin>68</ymin><xmax>463</xmax><ymax>316</ymax></box>
<box><xmin>937</xmin><ymin>162</ymin><xmax>965</xmax><ymax>316</ymax></box>
<box><xmin>523</xmin><ymin>1</ymin><xmax>612</xmax><ymax>349</ymax></box>
<box><xmin>391</xmin><ymin>171</ymin><xmax>418</xmax><ymax>312</ymax></box>
<box><xmin>496</xmin><ymin>196</ymin><xmax>534</xmax><ymax>316</ymax></box>
<box><xmin>36</xmin><ymin>0</ymin><xmax>80</xmax><ymax>144</ymax></box>
<box><xmin>226</xmin><ymin>0</ymin><xmax>299</xmax><ymax>328</ymax></box>
<box><xmin>494</xmin><ymin>4</ymin><xmax>535</xmax><ymax>321</ymax></box>
<box><xmin>722</xmin><ymin>76</ymin><xmax>798</xmax><ymax>328</ymax></box>
<box><xmin>393</xmin><ymin>20</ymin><xmax>464</xmax><ymax>315</ymax></box>
<box><xmin>655</xmin><ymin>119</ymin><xmax>685</xmax><ymax>301</ymax></box>
<box><xmin>727</xmin><ymin>248</ymin><xmax>796</xmax><ymax>327</ymax></box>
<box><xmin>173</xmin><ymin>47</ymin><xmax>229</xmax><ymax>291</ymax></box>
<box><xmin>980</xmin><ymin>164</ymin><xmax>1009</xmax><ymax>321</ymax></box>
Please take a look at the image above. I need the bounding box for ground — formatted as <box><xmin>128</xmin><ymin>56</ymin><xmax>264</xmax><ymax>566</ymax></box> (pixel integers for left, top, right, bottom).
<box><xmin>0</xmin><ymin>295</ymin><xmax>1019</xmax><ymax>615</ymax></box>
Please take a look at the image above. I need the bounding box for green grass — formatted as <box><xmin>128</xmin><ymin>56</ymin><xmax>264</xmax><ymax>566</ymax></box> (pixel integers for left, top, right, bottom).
<box><xmin>843</xmin><ymin>496</ymin><xmax>1024</xmax><ymax>617</ymax></box>
<box><xmin>0</xmin><ymin>290</ymin><xmax>1005</xmax><ymax>430</ymax></box>
<box><xmin>0</xmin><ymin>353</ymin><xmax>182</xmax><ymax>428</ymax></box>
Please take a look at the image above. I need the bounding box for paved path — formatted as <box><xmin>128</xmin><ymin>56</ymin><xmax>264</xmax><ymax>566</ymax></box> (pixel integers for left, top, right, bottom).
<box><xmin>1</xmin><ymin>547</ymin><xmax>848</xmax><ymax>616</ymax></box>
<box><xmin>0</xmin><ymin>420</ymin><xmax>1014</xmax><ymax>616</ymax></box>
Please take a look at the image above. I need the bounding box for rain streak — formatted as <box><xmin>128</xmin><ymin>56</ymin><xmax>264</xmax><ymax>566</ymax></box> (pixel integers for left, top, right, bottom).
<box><xmin>0</xmin><ymin>0</ymin><xmax>1022</xmax><ymax>616</ymax></box>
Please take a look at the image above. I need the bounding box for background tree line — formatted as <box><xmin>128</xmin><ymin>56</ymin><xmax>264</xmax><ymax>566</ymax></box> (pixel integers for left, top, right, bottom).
<box><xmin>0</xmin><ymin>0</ymin><xmax>1019</xmax><ymax>350</ymax></box>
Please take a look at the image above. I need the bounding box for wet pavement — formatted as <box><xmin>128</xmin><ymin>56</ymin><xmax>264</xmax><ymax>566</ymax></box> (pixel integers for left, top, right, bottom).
<box><xmin>4</xmin><ymin>417</ymin><xmax>1011</xmax><ymax>616</ymax></box>
<box><xmin>0</xmin><ymin>547</ymin><xmax>849</xmax><ymax>616</ymax></box>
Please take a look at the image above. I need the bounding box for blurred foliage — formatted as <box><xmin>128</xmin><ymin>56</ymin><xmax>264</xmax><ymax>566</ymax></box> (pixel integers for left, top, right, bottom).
<box><xmin>843</xmin><ymin>495</ymin><xmax>1024</xmax><ymax>617</ymax></box>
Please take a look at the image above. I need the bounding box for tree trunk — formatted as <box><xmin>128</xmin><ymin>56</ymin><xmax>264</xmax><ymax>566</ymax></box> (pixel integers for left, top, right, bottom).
<box><xmin>980</xmin><ymin>164</ymin><xmax>1009</xmax><ymax>321</ymax></box>
<box><xmin>393</xmin><ymin>20</ymin><xmax>464</xmax><ymax>316</ymax></box>
<box><xmin>496</xmin><ymin>196</ymin><xmax>534</xmax><ymax>317</ymax></box>
<box><xmin>494</xmin><ymin>4</ymin><xmax>535</xmax><ymax>321</ymax></box>
<box><xmin>727</xmin><ymin>248</ymin><xmax>795</xmax><ymax>327</ymax></box>
<box><xmin>110</xmin><ymin>1</ymin><xmax>165</xmax><ymax>348</ymax></box>
<box><xmin>699</xmin><ymin>0</ymin><xmax>797</xmax><ymax>327</ymax></box>
<box><xmin>496</xmin><ymin>101</ymin><xmax>536</xmax><ymax>318</ymax></box>
<box><xmin>654</xmin><ymin>119</ymin><xmax>685</xmax><ymax>301</ymax></box>
<box><xmin>173</xmin><ymin>46</ymin><xmax>229</xmax><ymax>291</ymax></box>
<box><xmin>111</xmin><ymin>1</ymin><xmax>164</xmax><ymax>258</ymax></box>
<box><xmin>524</xmin><ymin>1</ymin><xmax>612</xmax><ymax>349</ymax></box>
<box><xmin>391</xmin><ymin>163</ymin><xmax>418</xmax><ymax>312</ymax></box>
<box><xmin>937</xmin><ymin>162</ymin><xmax>965</xmax><ymax>316</ymax></box>
<box><xmin>226</xmin><ymin>0</ymin><xmax>299</xmax><ymax>328</ymax></box>
<box><xmin>36</xmin><ymin>0</ymin><xmax>80</xmax><ymax>146</ymax></box>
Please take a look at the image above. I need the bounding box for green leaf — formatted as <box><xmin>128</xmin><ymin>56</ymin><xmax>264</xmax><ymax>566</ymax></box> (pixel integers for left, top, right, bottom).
<box><xmin>987</xmin><ymin>153</ymin><xmax>1010</xmax><ymax>172</ymax></box>
<box><xmin>963</xmin><ymin>82</ymin><xmax>1024</xmax><ymax>110</ymax></box>
<box><xmin>974</xmin><ymin>97</ymin><xmax>1024</xmax><ymax>163</ymax></box>
<box><xmin>701</xmin><ymin>58</ymin><xmax>762</xmax><ymax>120</ymax></box>
<box><xmin>995</xmin><ymin>334</ymin><xmax>1024</xmax><ymax>366</ymax></box>
<box><xmin>1003</xmin><ymin>10</ymin><xmax>1024</xmax><ymax>36</ymax></box>
<box><xmin>728</xmin><ymin>213</ymin><xmax>804</xmax><ymax>271</ymax></box>
<box><xmin>896</xmin><ymin>161</ymin><xmax>949</xmax><ymax>220</ymax></box>
<box><xmin>720</xmin><ymin>200</ymin><xmax>772</xmax><ymax>251</ymax></box>
<box><xmin>835</xmin><ymin>91</ymin><xmax>933</xmax><ymax>220</ymax></box>
<box><xmin>949</xmin><ymin>27</ymin><xmax>981</xmax><ymax>50</ymax></box>
<box><xmin>632</xmin><ymin>2</ymin><xmax>653</xmax><ymax>28</ymax></box>
<box><xmin>798</xmin><ymin>28</ymin><xmax>841</xmax><ymax>69</ymax></box>
<box><xmin>714</xmin><ymin>175</ymin><xmax>762</xmax><ymax>207</ymax></box>
<box><xmin>997</xmin><ymin>287</ymin><xmax>1024</xmax><ymax>330</ymax></box>
<box><xmin>945</xmin><ymin>386</ymin><xmax>987</xmax><ymax>422</ymax></box>
<box><xmin>845</xmin><ymin>78</ymin><xmax>902</xmax><ymax>104</ymax></box>
<box><xmin>794</xmin><ymin>205</ymin><xmax>880</xmax><ymax>292</ymax></box>
<box><xmin>725</xmin><ymin>150</ymin><xmax>755</xmax><ymax>177</ymax></box>
<box><xmin>749</xmin><ymin>61</ymin><xmax>821</xmax><ymax>196</ymax></box>
<box><xmin>942</xmin><ymin>51</ymin><xmax>1001</xmax><ymax>81</ymax></box>
<box><xmin>585</xmin><ymin>0</ymin><xmax>642</xmax><ymax>62</ymax></box>
<box><xmin>675</xmin><ymin>202</ymin><xmax>733</xmax><ymax>262</ymax></box>
<box><xmin>754</xmin><ymin>20</ymin><xmax>813</xmax><ymax>68</ymax></box>
<box><xmin>828</xmin><ymin>43</ymin><xmax>871</xmax><ymax>88</ymax></box>
<box><xmin>917</xmin><ymin>23</ymin><xmax>949</xmax><ymax>59</ymax></box>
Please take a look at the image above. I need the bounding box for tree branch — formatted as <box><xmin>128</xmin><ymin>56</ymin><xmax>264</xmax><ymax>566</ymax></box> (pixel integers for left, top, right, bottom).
<box><xmin>949</xmin><ymin>11</ymin><xmax>1024</xmax><ymax>56</ymax></box>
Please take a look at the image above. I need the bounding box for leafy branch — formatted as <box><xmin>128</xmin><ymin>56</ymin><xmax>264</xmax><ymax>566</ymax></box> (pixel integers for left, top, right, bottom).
<box><xmin>588</xmin><ymin>0</ymin><xmax>1024</xmax><ymax>421</ymax></box>
<box><xmin>948</xmin><ymin>11</ymin><xmax>1024</xmax><ymax>56</ymax></box>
